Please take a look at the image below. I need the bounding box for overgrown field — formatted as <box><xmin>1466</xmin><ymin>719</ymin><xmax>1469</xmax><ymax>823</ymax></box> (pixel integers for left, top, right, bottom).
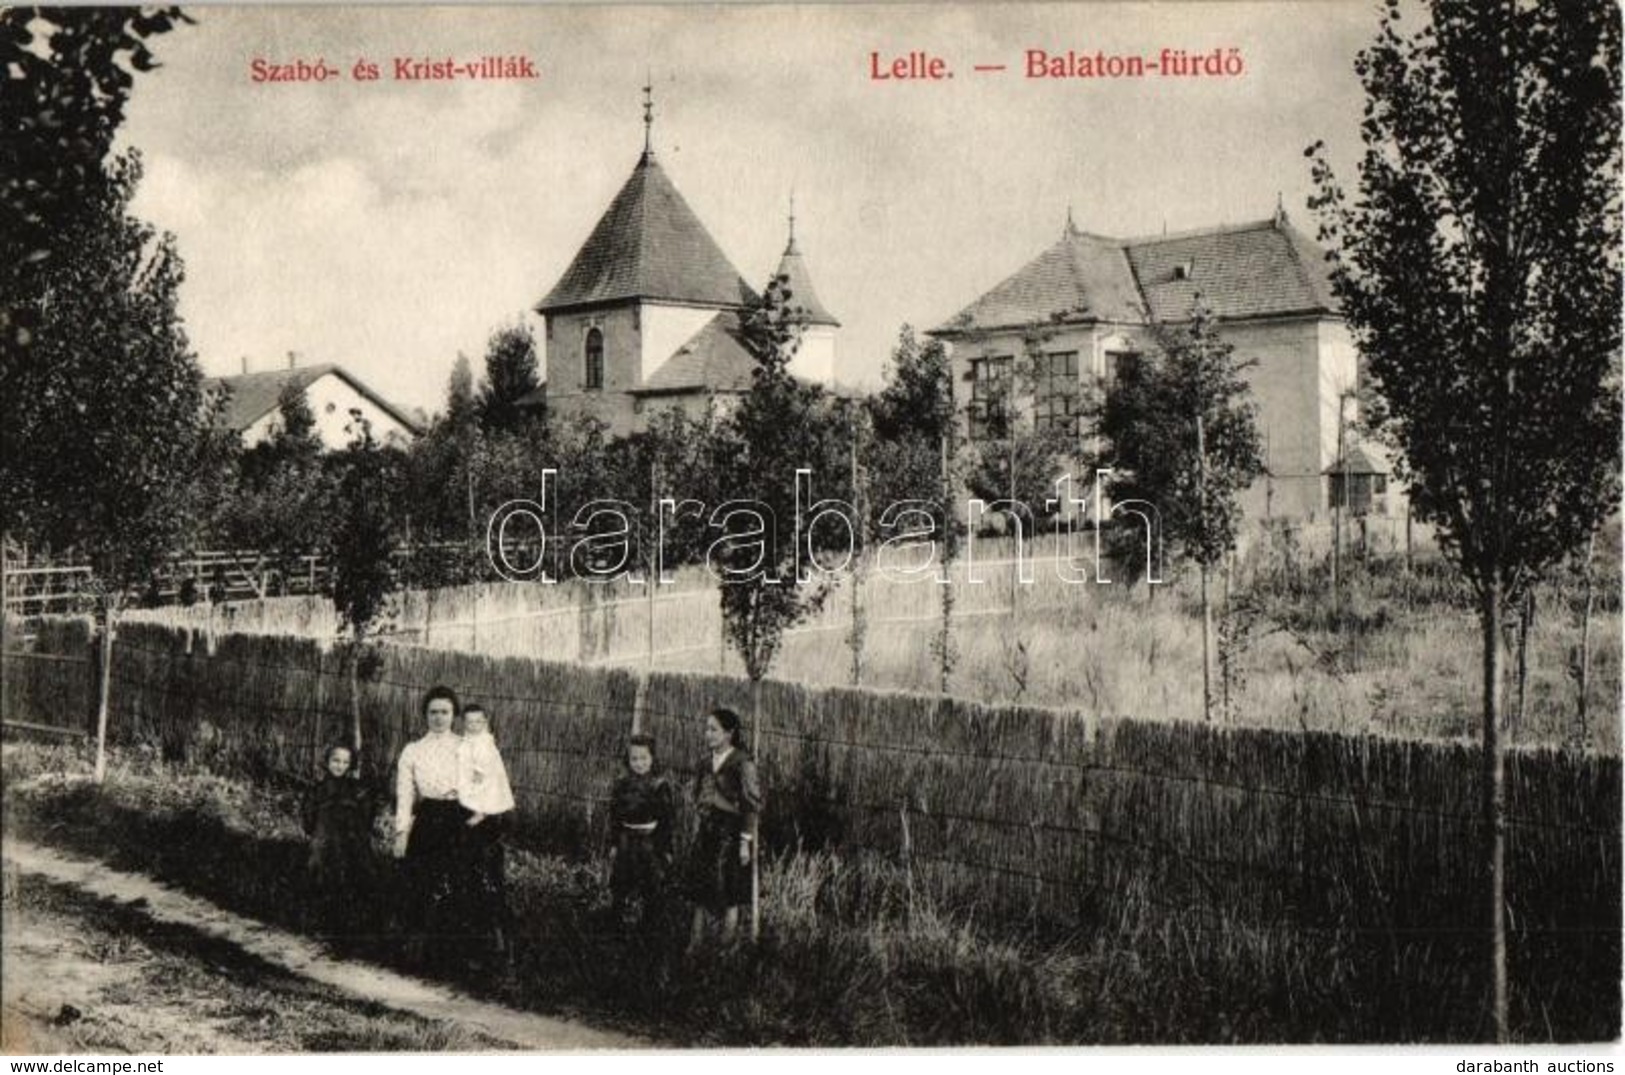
<box><xmin>4</xmin><ymin>742</ymin><xmax>1618</xmax><ymax>1044</ymax></box>
<box><xmin>774</xmin><ymin>555</ymin><xmax>1622</xmax><ymax>752</ymax></box>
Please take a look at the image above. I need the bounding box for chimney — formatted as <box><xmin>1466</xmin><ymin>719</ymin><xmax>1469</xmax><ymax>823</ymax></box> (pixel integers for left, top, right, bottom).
<box><xmin>240</xmin><ymin>356</ymin><xmax>248</xmax><ymax>375</ymax></box>
<box><xmin>287</xmin><ymin>350</ymin><xmax>298</xmax><ymax>370</ymax></box>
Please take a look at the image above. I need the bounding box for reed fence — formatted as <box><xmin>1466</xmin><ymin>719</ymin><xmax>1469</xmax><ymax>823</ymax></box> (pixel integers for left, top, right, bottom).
<box><xmin>3</xmin><ymin>617</ymin><xmax>1618</xmax><ymax>957</ymax></box>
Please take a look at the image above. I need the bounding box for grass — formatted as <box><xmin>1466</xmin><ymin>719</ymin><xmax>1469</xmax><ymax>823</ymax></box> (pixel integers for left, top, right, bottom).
<box><xmin>1</xmin><ymin>870</ymin><xmax>511</xmax><ymax>1053</ymax></box>
<box><xmin>4</xmin><ymin>740</ymin><xmax>1617</xmax><ymax>1045</ymax></box>
<box><xmin>763</xmin><ymin>551</ymin><xmax>1621</xmax><ymax>752</ymax></box>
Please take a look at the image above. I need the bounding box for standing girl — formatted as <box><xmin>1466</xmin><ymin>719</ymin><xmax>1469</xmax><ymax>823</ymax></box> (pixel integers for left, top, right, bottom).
<box><xmin>607</xmin><ymin>733</ymin><xmax>675</xmax><ymax>928</ymax></box>
<box><xmin>300</xmin><ymin>742</ymin><xmax>373</xmax><ymax>938</ymax></box>
<box><xmin>457</xmin><ymin>703</ymin><xmax>515</xmax><ymax>963</ymax></box>
<box><xmin>685</xmin><ymin>706</ymin><xmax>762</xmax><ymax>948</ymax></box>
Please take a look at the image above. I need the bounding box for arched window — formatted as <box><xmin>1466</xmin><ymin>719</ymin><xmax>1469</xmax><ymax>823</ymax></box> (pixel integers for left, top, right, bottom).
<box><xmin>584</xmin><ymin>328</ymin><xmax>604</xmax><ymax>390</ymax></box>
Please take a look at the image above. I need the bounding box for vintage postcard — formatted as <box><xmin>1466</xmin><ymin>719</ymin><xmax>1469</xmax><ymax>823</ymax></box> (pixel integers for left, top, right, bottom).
<box><xmin>2</xmin><ymin>0</ymin><xmax>1620</xmax><ymax>1057</ymax></box>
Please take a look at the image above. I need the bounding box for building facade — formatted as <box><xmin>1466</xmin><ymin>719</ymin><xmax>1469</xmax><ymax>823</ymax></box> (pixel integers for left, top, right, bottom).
<box><xmin>208</xmin><ymin>363</ymin><xmax>422</xmax><ymax>450</ymax></box>
<box><xmin>535</xmin><ymin>139</ymin><xmax>839</xmax><ymax>437</ymax></box>
<box><xmin>929</xmin><ymin>209</ymin><xmax>1358</xmax><ymax>520</ymax></box>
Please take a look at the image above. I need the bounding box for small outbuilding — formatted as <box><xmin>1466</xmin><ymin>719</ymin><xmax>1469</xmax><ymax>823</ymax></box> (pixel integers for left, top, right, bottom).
<box><xmin>207</xmin><ymin>362</ymin><xmax>423</xmax><ymax>450</ymax></box>
<box><xmin>1325</xmin><ymin>442</ymin><xmax>1397</xmax><ymax>518</ymax></box>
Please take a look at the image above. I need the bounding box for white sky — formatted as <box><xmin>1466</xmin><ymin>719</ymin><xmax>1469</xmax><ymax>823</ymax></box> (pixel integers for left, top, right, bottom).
<box><xmin>117</xmin><ymin>2</ymin><xmax>1377</xmax><ymax>414</ymax></box>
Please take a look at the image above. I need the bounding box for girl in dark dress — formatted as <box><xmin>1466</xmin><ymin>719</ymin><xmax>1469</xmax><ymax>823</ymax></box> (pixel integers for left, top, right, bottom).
<box><xmin>607</xmin><ymin>733</ymin><xmax>675</xmax><ymax>928</ymax></box>
<box><xmin>300</xmin><ymin>743</ymin><xmax>373</xmax><ymax>939</ymax></box>
<box><xmin>685</xmin><ymin>707</ymin><xmax>762</xmax><ymax>948</ymax></box>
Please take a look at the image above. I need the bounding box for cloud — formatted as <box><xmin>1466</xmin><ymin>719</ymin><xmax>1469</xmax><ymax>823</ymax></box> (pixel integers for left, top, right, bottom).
<box><xmin>115</xmin><ymin>3</ymin><xmax>1376</xmax><ymax>410</ymax></box>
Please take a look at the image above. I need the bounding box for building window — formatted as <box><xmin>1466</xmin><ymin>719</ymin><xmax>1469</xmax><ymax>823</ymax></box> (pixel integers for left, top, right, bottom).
<box><xmin>1035</xmin><ymin>350</ymin><xmax>1081</xmax><ymax>436</ymax></box>
<box><xmin>584</xmin><ymin>328</ymin><xmax>604</xmax><ymax>390</ymax></box>
<box><xmin>1102</xmin><ymin>349</ymin><xmax>1141</xmax><ymax>397</ymax></box>
<box><xmin>968</xmin><ymin>355</ymin><xmax>1013</xmax><ymax>440</ymax></box>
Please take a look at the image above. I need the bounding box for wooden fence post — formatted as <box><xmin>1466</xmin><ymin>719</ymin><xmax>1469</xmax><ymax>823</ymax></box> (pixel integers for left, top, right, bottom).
<box><xmin>646</xmin><ymin>575</ymin><xmax>656</xmax><ymax>675</ymax></box>
<box><xmin>92</xmin><ymin>607</ymin><xmax>115</xmax><ymax>784</ymax></box>
<box><xmin>1079</xmin><ymin>710</ymin><xmax>1102</xmax><ymax>920</ymax></box>
<box><xmin>900</xmin><ymin>802</ymin><xmax>915</xmax><ymax>925</ymax></box>
<box><xmin>0</xmin><ymin>535</ymin><xmax>9</xmax><ymax>724</ymax></box>
<box><xmin>348</xmin><ymin>642</ymin><xmax>363</xmax><ymax>771</ymax></box>
<box><xmin>750</xmin><ymin>676</ymin><xmax>762</xmax><ymax>944</ymax></box>
<box><xmin>1029</xmin><ymin>820</ymin><xmax>1043</xmax><ymax>937</ymax></box>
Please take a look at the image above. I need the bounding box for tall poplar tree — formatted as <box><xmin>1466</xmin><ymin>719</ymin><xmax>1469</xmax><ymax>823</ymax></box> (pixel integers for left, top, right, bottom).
<box><xmin>3</xmin><ymin>8</ymin><xmax>205</xmax><ymax>563</ymax></box>
<box><xmin>2</xmin><ymin>6</ymin><xmax>218</xmax><ymax>781</ymax></box>
<box><xmin>1308</xmin><ymin>0</ymin><xmax>1621</xmax><ymax>1040</ymax></box>
<box><xmin>717</xmin><ymin>275</ymin><xmax>842</xmax><ymax>684</ymax></box>
<box><xmin>716</xmin><ymin>273</ymin><xmax>843</xmax><ymax>940</ymax></box>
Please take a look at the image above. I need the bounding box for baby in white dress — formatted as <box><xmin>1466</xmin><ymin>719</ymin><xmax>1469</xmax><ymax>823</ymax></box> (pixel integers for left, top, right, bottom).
<box><xmin>457</xmin><ymin>706</ymin><xmax>515</xmax><ymax>824</ymax></box>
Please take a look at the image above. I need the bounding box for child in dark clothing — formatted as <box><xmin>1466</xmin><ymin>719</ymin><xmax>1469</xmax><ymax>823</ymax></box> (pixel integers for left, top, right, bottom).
<box><xmin>301</xmin><ymin>744</ymin><xmax>373</xmax><ymax>938</ymax></box>
<box><xmin>607</xmin><ymin>734</ymin><xmax>675</xmax><ymax>927</ymax></box>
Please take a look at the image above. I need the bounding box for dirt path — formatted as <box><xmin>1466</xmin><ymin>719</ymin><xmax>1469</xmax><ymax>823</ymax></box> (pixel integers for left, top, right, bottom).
<box><xmin>3</xmin><ymin>837</ymin><xmax>642</xmax><ymax>1051</ymax></box>
<box><xmin>4</xmin><ymin>893</ymin><xmax>245</xmax><ymax>1054</ymax></box>
<box><xmin>3</xmin><ymin>877</ymin><xmax>515</xmax><ymax>1053</ymax></box>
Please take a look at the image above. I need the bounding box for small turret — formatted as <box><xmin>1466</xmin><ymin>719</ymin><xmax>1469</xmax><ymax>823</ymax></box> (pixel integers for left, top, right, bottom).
<box><xmin>773</xmin><ymin>193</ymin><xmax>839</xmax><ymax>385</ymax></box>
<box><xmin>773</xmin><ymin>193</ymin><xmax>840</xmax><ymax>328</ymax></box>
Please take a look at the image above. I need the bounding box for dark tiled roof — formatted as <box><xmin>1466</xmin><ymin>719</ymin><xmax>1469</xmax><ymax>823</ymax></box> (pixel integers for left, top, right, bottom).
<box><xmin>207</xmin><ymin>365</ymin><xmax>333</xmax><ymax>432</ymax></box>
<box><xmin>933</xmin><ymin>216</ymin><xmax>1338</xmax><ymax>334</ymax></box>
<box><xmin>537</xmin><ymin>154</ymin><xmax>757</xmax><ymax>313</ymax></box>
<box><xmin>636</xmin><ymin>312</ymin><xmax>860</xmax><ymax>398</ymax></box>
<box><xmin>634</xmin><ymin>311</ymin><xmax>758</xmax><ymax>394</ymax></box>
<box><xmin>1324</xmin><ymin>442</ymin><xmax>1393</xmax><ymax>475</ymax></box>
<box><xmin>939</xmin><ymin>229</ymin><xmax>1143</xmax><ymax>333</ymax></box>
<box><xmin>1128</xmin><ymin>218</ymin><xmax>1338</xmax><ymax>322</ymax></box>
<box><xmin>205</xmin><ymin>364</ymin><xmax>424</xmax><ymax>437</ymax></box>
<box><xmin>774</xmin><ymin>238</ymin><xmax>840</xmax><ymax>327</ymax></box>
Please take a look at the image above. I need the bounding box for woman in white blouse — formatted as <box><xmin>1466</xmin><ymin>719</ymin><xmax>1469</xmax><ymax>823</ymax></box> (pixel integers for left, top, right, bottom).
<box><xmin>393</xmin><ymin>684</ymin><xmax>466</xmax><ymax>968</ymax></box>
<box><xmin>457</xmin><ymin>704</ymin><xmax>515</xmax><ymax>961</ymax></box>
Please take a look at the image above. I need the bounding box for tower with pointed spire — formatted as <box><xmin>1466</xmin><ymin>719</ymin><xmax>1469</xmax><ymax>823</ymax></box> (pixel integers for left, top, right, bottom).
<box><xmin>533</xmin><ymin>87</ymin><xmax>841</xmax><ymax>435</ymax></box>
<box><xmin>775</xmin><ymin>192</ymin><xmax>841</xmax><ymax>384</ymax></box>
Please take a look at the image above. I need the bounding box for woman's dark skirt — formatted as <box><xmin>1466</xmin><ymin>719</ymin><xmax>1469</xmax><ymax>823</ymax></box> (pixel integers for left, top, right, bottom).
<box><xmin>686</xmin><ymin>808</ymin><xmax>750</xmax><ymax>913</ymax></box>
<box><xmin>404</xmin><ymin>799</ymin><xmax>469</xmax><ymax>956</ymax></box>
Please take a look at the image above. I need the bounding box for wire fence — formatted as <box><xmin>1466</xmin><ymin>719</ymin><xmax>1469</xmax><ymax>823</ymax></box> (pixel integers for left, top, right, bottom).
<box><xmin>115</xmin><ymin>544</ymin><xmax>1100</xmax><ymax>667</ymax></box>
<box><xmin>3</xmin><ymin>615</ymin><xmax>1619</xmax><ymax>941</ymax></box>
